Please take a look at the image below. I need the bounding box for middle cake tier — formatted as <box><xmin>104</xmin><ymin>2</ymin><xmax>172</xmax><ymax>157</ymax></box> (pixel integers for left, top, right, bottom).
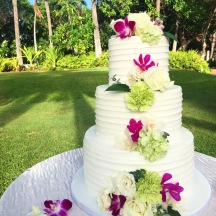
<box><xmin>95</xmin><ymin>84</ymin><xmax>183</xmax><ymax>140</ymax></box>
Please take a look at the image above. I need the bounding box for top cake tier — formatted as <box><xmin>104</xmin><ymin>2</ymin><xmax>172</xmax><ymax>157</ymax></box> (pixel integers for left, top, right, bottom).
<box><xmin>108</xmin><ymin>36</ymin><xmax>169</xmax><ymax>86</ymax></box>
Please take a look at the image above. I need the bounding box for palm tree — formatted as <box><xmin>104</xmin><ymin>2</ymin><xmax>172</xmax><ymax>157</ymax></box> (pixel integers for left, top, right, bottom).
<box><xmin>33</xmin><ymin>0</ymin><xmax>43</xmax><ymax>53</ymax></box>
<box><xmin>12</xmin><ymin>0</ymin><xmax>23</xmax><ymax>66</ymax></box>
<box><xmin>92</xmin><ymin>0</ymin><xmax>102</xmax><ymax>58</ymax></box>
<box><xmin>44</xmin><ymin>0</ymin><xmax>53</xmax><ymax>48</ymax></box>
<box><xmin>156</xmin><ymin>0</ymin><xmax>161</xmax><ymax>14</ymax></box>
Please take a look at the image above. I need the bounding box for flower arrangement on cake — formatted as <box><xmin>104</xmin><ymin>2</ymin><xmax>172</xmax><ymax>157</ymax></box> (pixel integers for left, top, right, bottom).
<box><xmin>100</xmin><ymin>13</ymin><xmax>183</xmax><ymax>216</ymax></box>
<box><xmin>124</xmin><ymin>116</ymin><xmax>169</xmax><ymax>162</ymax></box>
<box><xmin>106</xmin><ymin>52</ymin><xmax>174</xmax><ymax>111</ymax></box>
<box><xmin>106</xmin><ymin>12</ymin><xmax>175</xmax><ymax>113</ymax></box>
<box><xmin>97</xmin><ymin>169</ymin><xmax>183</xmax><ymax>216</ymax></box>
<box><xmin>109</xmin><ymin>12</ymin><xmax>175</xmax><ymax>46</ymax></box>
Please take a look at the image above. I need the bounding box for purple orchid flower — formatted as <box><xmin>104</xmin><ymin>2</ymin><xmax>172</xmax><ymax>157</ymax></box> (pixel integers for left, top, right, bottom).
<box><xmin>133</xmin><ymin>54</ymin><xmax>157</xmax><ymax>72</ymax></box>
<box><xmin>108</xmin><ymin>194</ymin><xmax>126</xmax><ymax>216</ymax></box>
<box><xmin>160</xmin><ymin>173</ymin><xmax>184</xmax><ymax>202</ymax></box>
<box><xmin>127</xmin><ymin>119</ymin><xmax>143</xmax><ymax>142</ymax></box>
<box><xmin>154</xmin><ymin>17</ymin><xmax>165</xmax><ymax>30</ymax></box>
<box><xmin>114</xmin><ymin>16</ymin><xmax>135</xmax><ymax>38</ymax></box>
<box><xmin>44</xmin><ymin>199</ymin><xmax>72</xmax><ymax>216</ymax></box>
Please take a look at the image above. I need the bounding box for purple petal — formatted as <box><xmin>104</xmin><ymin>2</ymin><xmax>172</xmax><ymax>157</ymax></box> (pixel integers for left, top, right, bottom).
<box><xmin>146</xmin><ymin>61</ymin><xmax>156</xmax><ymax>69</ymax></box>
<box><xmin>133</xmin><ymin>59</ymin><xmax>141</xmax><ymax>68</ymax></box>
<box><xmin>160</xmin><ymin>190</ymin><xmax>167</xmax><ymax>202</ymax></box>
<box><xmin>161</xmin><ymin>173</ymin><xmax>172</xmax><ymax>184</ymax></box>
<box><xmin>118</xmin><ymin>30</ymin><xmax>127</xmax><ymax>39</ymax></box>
<box><xmin>119</xmin><ymin>195</ymin><xmax>126</xmax><ymax>208</ymax></box>
<box><xmin>114</xmin><ymin>21</ymin><xmax>126</xmax><ymax>33</ymax></box>
<box><xmin>44</xmin><ymin>208</ymin><xmax>53</xmax><ymax>214</ymax></box>
<box><xmin>160</xmin><ymin>25</ymin><xmax>165</xmax><ymax>30</ymax></box>
<box><xmin>127</xmin><ymin>119</ymin><xmax>136</xmax><ymax>133</ymax></box>
<box><xmin>112</xmin><ymin>209</ymin><xmax>120</xmax><ymax>216</ymax></box>
<box><xmin>137</xmin><ymin>120</ymin><xmax>143</xmax><ymax>130</ymax></box>
<box><xmin>163</xmin><ymin>183</ymin><xmax>177</xmax><ymax>190</ymax></box>
<box><xmin>129</xmin><ymin>21</ymin><xmax>136</xmax><ymax>31</ymax></box>
<box><xmin>131</xmin><ymin>133</ymin><xmax>139</xmax><ymax>142</ymax></box>
<box><xmin>60</xmin><ymin>199</ymin><xmax>72</xmax><ymax>211</ymax></box>
<box><xmin>143</xmin><ymin>54</ymin><xmax>151</xmax><ymax>64</ymax></box>
<box><xmin>44</xmin><ymin>200</ymin><xmax>54</xmax><ymax>208</ymax></box>
<box><xmin>139</xmin><ymin>54</ymin><xmax>143</xmax><ymax>65</ymax></box>
<box><xmin>124</xmin><ymin>16</ymin><xmax>129</xmax><ymax>27</ymax></box>
<box><xmin>169</xmin><ymin>191</ymin><xmax>181</xmax><ymax>201</ymax></box>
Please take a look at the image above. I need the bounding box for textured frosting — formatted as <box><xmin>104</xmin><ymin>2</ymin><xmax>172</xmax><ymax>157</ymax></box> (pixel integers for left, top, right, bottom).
<box><xmin>96</xmin><ymin>84</ymin><xmax>182</xmax><ymax>140</ymax></box>
<box><xmin>82</xmin><ymin>35</ymin><xmax>195</xmax><ymax>203</ymax></box>
<box><xmin>108</xmin><ymin>36</ymin><xmax>169</xmax><ymax>85</ymax></box>
<box><xmin>84</xmin><ymin>126</ymin><xmax>194</xmax><ymax>196</ymax></box>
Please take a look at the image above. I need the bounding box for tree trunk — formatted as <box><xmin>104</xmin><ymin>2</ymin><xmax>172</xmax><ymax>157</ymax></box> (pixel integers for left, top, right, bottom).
<box><xmin>12</xmin><ymin>0</ymin><xmax>23</xmax><ymax>66</ymax></box>
<box><xmin>210</xmin><ymin>32</ymin><xmax>216</xmax><ymax>59</ymax></box>
<box><xmin>92</xmin><ymin>0</ymin><xmax>102</xmax><ymax>58</ymax></box>
<box><xmin>34</xmin><ymin>0</ymin><xmax>43</xmax><ymax>53</ymax></box>
<box><xmin>44</xmin><ymin>0</ymin><xmax>53</xmax><ymax>48</ymax></box>
<box><xmin>34</xmin><ymin>12</ymin><xmax>37</xmax><ymax>53</ymax></box>
<box><xmin>172</xmin><ymin>16</ymin><xmax>179</xmax><ymax>51</ymax></box>
<box><xmin>201</xmin><ymin>7</ymin><xmax>216</xmax><ymax>59</ymax></box>
<box><xmin>156</xmin><ymin>0</ymin><xmax>161</xmax><ymax>15</ymax></box>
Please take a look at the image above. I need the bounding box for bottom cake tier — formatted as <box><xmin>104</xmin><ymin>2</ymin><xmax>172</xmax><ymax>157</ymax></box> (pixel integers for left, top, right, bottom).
<box><xmin>83</xmin><ymin>126</ymin><xmax>195</xmax><ymax>198</ymax></box>
<box><xmin>72</xmin><ymin>167</ymin><xmax>211</xmax><ymax>216</ymax></box>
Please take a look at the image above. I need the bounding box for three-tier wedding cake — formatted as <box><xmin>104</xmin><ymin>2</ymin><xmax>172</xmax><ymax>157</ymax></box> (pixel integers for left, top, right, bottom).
<box><xmin>71</xmin><ymin>13</ymin><xmax>211</xmax><ymax>216</ymax></box>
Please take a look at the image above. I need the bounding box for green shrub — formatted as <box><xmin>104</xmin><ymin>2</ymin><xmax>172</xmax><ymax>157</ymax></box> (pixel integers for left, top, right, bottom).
<box><xmin>0</xmin><ymin>57</ymin><xmax>18</xmax><ymax>72</ymax></box>
<box><xmin>169</xmin><ymin>50</ymin><xmax>211</xmax><ymax>74</ymax></box>
<box><xmin>0</xmin><ymin>40</ymin><xmax>10</xmax><ymax>57</ymax></box>
<box><xmin>57</xmin><ymin>51</ymin><xmax>108</xmax><ymax>69</ymax></box>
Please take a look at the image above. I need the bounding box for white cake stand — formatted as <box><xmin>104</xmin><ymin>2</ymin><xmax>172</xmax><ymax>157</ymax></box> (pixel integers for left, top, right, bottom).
<box><xmin>71</xmin><ymin>167</ymin><xmax>211</xmax><ymax>216</ymax></box>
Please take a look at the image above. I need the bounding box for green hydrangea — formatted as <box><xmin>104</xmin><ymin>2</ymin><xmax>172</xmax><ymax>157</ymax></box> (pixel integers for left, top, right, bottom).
<box><xmin>140</xmin><ymin>23</ymin><xmax>163</xmax><ymax>46</ymax></box>
<box><xmin>125</xmin><ymin>81</ymin><xmax>155</xmax><ymax>111</ymax></box>
<box><xmin>137</xmin><ymin>131</ymin><xmax>169</xmax><ymax>162</ymax></box>
<box><xmin>136</xmin><ymin>171</ymin><xmax>162</xmax><ymax>204</ymax></box>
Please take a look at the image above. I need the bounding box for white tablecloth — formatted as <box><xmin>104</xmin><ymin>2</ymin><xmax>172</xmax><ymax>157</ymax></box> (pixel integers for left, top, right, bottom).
<box><xmin>0</xmin><ymin>149</ymin><xmax>215</xmax><ymax>216</ymax></box>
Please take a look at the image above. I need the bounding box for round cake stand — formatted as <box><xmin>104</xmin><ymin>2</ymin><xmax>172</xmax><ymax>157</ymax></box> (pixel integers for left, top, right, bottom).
<box><xmin>71</xmin><ymin>167</ymin><xmax>211</xmax><ymax>216</ymax></box>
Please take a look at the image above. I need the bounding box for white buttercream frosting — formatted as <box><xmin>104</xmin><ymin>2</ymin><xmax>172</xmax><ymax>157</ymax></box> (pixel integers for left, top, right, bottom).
<box><xmin>84</xmin><ymin>126</ymin><xmax>194</xmax><ymax>196</ymax></box>
<box><xmin>82</xmin><ymin>35</ymin><xmax>195</xmax><ymax>206</ymax></box>
<box><xmin>108</xmin><ymin>36</ymin><xmax>169</xmax><ymax>86</ymax></box>
<box><xmin>95</xmin><ymin>84</ymin><xmax>182</xmax><ymax>140</ymax></box>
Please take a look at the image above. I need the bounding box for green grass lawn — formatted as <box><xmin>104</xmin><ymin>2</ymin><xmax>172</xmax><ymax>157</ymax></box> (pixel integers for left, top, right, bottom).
<box><xmin>0</xmin><ymin>68</ymin><xmax>215</xmax><ymax>197</ymax></box>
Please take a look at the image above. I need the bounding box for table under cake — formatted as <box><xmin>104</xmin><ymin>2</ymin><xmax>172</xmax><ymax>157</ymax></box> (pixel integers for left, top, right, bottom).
<box><xmin>0</xmin><ymin>148</ymin><xmax>215</xmax><ymax>216</ymax></box>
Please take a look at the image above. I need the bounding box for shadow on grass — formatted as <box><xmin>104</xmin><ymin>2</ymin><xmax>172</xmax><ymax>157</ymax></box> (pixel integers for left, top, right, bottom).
<box><xmin>182</xmin><ymin>116</ymin><xmax>216</xmax><ymax>132</ymax></box>
<box><xmin>0</xmin><ymin>69</ymin><xmax>108</xmax><ymax>148</ymax></box>
<box><xmin>170</xmin><ymin>70</ymin><xmax>216</xmax><ymax>116</ymax></box>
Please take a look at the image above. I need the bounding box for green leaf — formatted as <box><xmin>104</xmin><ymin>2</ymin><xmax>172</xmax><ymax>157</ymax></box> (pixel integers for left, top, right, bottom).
<box><xmin>167</xmin><ymin>206</ymin><xmax>181</xmax><ymax>216</ymax></box>
<box><xmin>129</xmin><ymin>169</ymin><xmax>146</xmax><ymax>182</ymax></box>
<box><xmin>105</xmin><ymin>84</ymin><xmax>130</xmax><ymax>92</ymax></box>
<box><xmin>164</xmin><ymin>32</ymin><xmax>178</xmax><ymax>42</ymax></box>
<box><xmin>163</xmin><ymin>132</ymin><xmax>170</xmax><ymax>139</ymax></box>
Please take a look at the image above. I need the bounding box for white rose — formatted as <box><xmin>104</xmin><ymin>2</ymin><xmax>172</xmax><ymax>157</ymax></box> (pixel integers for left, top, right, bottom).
<box><xmin>97</xmin><ymin>190</ymin><xmax>111</xmax><ymax>211</ymax></box>
<box><xmin>122</xmin><ymin>197</ymin><xmax>154</xmax><ymax>216</ymax></box>
<box><xmin>144</xmin><ymin>67</ymin><xmax>174</xmax><ymax>91</ymax></box>
<box><xmin>116</xmin><ymin>172</ymin><xmax>136</xmax><ymax>197</ymax></box>
<box><xmin>128</xmin><ymin>13</ymin><xmax>151</xmax><ymax>36</ymax></box>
